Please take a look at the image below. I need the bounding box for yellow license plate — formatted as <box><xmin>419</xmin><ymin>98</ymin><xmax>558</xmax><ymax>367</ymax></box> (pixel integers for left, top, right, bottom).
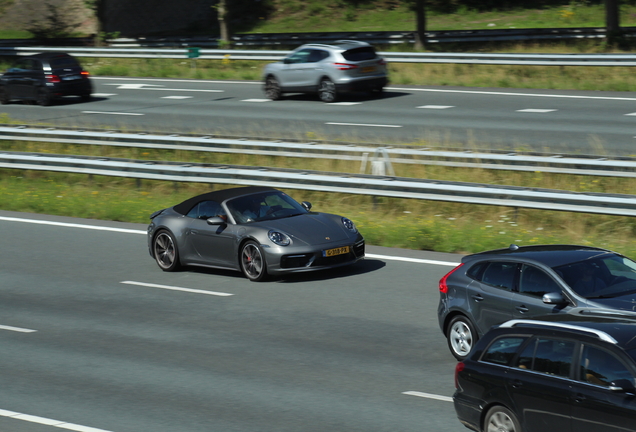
<box><xmin>323</xmin><ymin>246</ymin><xmax>350</xmax><ymax>257</ymax></box>
<box><xmin>361</xmin><ymin>66</ymin><xmax>376</xmax><ymax>73</ymax></box>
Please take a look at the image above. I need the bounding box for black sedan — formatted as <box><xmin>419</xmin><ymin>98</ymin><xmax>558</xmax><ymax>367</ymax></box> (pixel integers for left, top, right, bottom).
<box><xmin>147</xmin><ymin>186</ymin><xmax>365</xmax><ymax>281</ymax></box>
<box><xmin>0</xmin><ymin>52</ymin><xmax>92</xmax><ymax>106</ymax></box>
<box><xmin>438</xmin><ymin>244</ymin><xmax>636</xmax><ymax>360</ymax></box>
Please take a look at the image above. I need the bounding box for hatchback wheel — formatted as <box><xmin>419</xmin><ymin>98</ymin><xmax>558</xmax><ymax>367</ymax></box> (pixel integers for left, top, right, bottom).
<box><xmin>240</xmin><ymin>240</ymin><xmax>268</xmax><ymax>281</ymax></box>
<box><xmin>265</xmin><ymin>76</ymin><xmax>282</xmax><ymax>100</ymax></box>
<box><xmin>153</xmin><ymin>230</ymin><xmax>181</xmax><ymax>272</ymax></box>
<box><xmin>0</xmin><ymin>87</ymin><xmax>9</xmax><ymax>104</ymax></box>
<box><xmin>447</xmin><ymin>315</ymin><xmax>477</xmax><ymax>360</ymax></box>
<box><xmin>318</xmin><ymin>78</ymin><xmax>337</xmax><ymax>102</ymax></box>
<box><xmin>484</xmin><ymin>406</ymin><xmax>520</xmax><ymax>432</ymax></box>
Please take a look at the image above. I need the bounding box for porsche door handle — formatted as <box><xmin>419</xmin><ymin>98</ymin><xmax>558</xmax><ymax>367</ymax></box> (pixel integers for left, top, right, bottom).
<box><xmin>515</xmin><ymin>305</ymin><xmax>529</xmax><ymax>313</ymax></box>
<box><xmin>471</xmin><ymin>294</ymin><xmax>484</xmax><ymax>302</ymax></box>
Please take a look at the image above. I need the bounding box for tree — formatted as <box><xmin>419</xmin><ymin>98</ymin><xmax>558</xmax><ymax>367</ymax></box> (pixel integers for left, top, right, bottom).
<box><xmin>414</xmin><ymin>0</ymin><xmax>426</xmax><ymax>50</ymax></box>
<box><xmin>217</xmin><ymin>0</ymin><xmax>230</xmax><ymax>46</ymax></box>
<box><xmin>606</xmin><ymin>0</ymin><xmax>620</xmax><ymax>34</ymax></box>
<box><xmin>83</xmin><ymin>0</ymin><xmax>106</xmax><ymax>45</ymax></box>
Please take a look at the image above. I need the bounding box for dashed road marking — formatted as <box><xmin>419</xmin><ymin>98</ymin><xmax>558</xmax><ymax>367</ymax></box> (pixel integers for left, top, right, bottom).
<box><xmin>0</xmin><ymin>324</ymin><xmax>37</xmax><ymax>333</ymax></box>
<box><xmin>82</xmin><ymin>111</ymin><xmax>144</xmax><ymax>116</ymax></box>
<box><xmin>242</xmin><ymin>98</ymin><xmax>271</xmax><ymax>102</ymax></box>
<box><xmin>516</xmin><ymin>109</ymin><xmax>557</xmax><ymax>113</ymax></box>
<box><xmin>417</xmin><ymin>105</ymin><xmax>454</xmax><ymax>109</ymax></box>
<box><xmin>326</xmin><ymin>122</ymin><xmax>402</xmax><ymax>128</ymax></box>
<box><xmin>121</xmin><ymin>281</ymin><xmax>234</xmax><ymax>297</ymax></box>
<box><xmin>0</xmin><ymin>409</ymin><xmax>113</xmax><ymax>432</ymax></box>
<box><xmin>162</xmin><ymin>96</ymin><xmax>193</xmax><ymax>99</ymax></box>
<box><xmin>402</xmin><ymin>391</ymin><xmax>453</xmax><ymax>402</ymax></box>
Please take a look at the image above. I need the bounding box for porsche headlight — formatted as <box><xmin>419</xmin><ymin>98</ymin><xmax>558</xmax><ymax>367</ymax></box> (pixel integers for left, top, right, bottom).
<box><xmin>268</xmin><ymin>230</ymin><xmax>291</xmax><ymax>246</ymax></box>
<box><xmin>342</xmin><ymin>217</ymin><xmax>357</xmax><ymax>233</ymax></box>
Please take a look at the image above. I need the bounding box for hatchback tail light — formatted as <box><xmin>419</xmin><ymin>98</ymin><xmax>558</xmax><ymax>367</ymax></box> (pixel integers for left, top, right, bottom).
<box><xmin>439</xmin><ymin>263</ymin><xmax>464</xmax><ymax>294</ymax></box>
<box><xmin>46</xmin><ymin>74</ymin><xmax>61</xmax><ymax>84</ymax></box>
<box><xmin>334</xmin><ymin>63</ymin><xmax>357</xmax><ymax>70</ymax></box>
<box><xmin>455</xmin><ymin>362</ymin><xmax>465</xmax><ymax>389</ymax></box>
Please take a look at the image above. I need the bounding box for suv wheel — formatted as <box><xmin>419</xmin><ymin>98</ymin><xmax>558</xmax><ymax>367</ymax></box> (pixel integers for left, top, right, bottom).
<box><xmin>484</xmin><ymin>406</ymin><xmax>520</xmax><ymax>432</ymax></box>
<box><xmin>36</xmin><ymin>87</ymin><xmax>52</xmax><ymax>106</ymax></box>
<box><xmin>447</xmin><ymin>315</ymin><xmax>477</xmax><ymax>360</ymax></box>
<box><xmin>318</xmin><ymin>78</ymin><xmax>337</xmax><ymax>103</ymax></box>
<box><xmin>265</xmin><ymin>76</ymin><xmax>282</xmax><ymax>100</ymax></box>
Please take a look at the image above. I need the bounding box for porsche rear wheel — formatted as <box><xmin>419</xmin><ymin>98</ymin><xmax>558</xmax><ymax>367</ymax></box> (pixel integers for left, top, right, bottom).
<box><xmin>240</xmin><ymin>240</ymin><xmax>268</xmax><ymax>282</ymax></box>
<box><xmin>153</xmin><ymin>230</ymin><xmax>181</xmax><ymax>272</ymax></box>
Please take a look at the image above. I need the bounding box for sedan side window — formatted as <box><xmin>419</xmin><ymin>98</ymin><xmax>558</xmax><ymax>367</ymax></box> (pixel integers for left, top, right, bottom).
<box><xmin>580</xmin><ymin>345</ymin><xmax>635</xmax><ymax>387</ymax></box>
<box><xmin>519</xmin><ymin>265</ymin><xmax>561</xmax><ymax>298</ymax></box>
<box><xmin>516</xmin><ymin>337</ymin><xmax>574</xmax><ymax>378</ymax></box>
<box><xmin>481</xmin><ymin>262</ymin><xmax>517</xmax><ymax>291</ymax></box>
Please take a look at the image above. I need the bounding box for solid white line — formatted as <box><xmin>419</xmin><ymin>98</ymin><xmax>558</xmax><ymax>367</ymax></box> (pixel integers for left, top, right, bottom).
<box><xmin>93</xmin><ymin>76</ymin><xmax>260</xmax><ymax>85</ymax></box>
<box><xmin>0</xmin><ymin>409</ymin><xmax>113</xmax><ymax>431</ymax></box>
<box><xmin>326</xmin><ymin>122</ymin><xmax>402</xmax><ymax>128</ymax></box>
<box><xmin>417</xmin><ymin>105</ymin><xmax>454</xmax><ymax>109</ymax></box>
<box><xmin>121</xmin><ymin>281</ymin><xmax>234</xmax><ymax>297</ymax></box>
<box><xmin>0</xmin><ymin>216</ymin><xmax>146</xmax><ymax>235</ymax></box>
<box><xmin>402</xmin><ymin>391</ymin><xmax>453</xmax><ymax>402</ymax></box>
<box><xmin>366</xmin><ymin>253</ymin><xmax>459</xmax><ymax>267</ymax></box>
<box><xmin>0</xmin><ymin>324</ymin><xmax>37</xmax><ymax>333</ymax></box>
<box><xmin>388</xmin><ymin>86</ymin><xmax>636</xmax><ymax>101</ymax></box>
<box><xmin>517</xmin><ymin>109</ymin><xmax>557</xmax><ymax>113</ymax></box>
<box><xmin>82</xmin><ymin>111</ymin><xmax>144</xmax><ymax>116</ymax></box>
<box><xmin>0</xmin><ymin>217</ymin><xmax>460</xmax><ymax>267</ymax></box>
<box><xmin>133</xmin><ymin>88</ymin><xmax>223</xmax><ymax>93</ymax></box>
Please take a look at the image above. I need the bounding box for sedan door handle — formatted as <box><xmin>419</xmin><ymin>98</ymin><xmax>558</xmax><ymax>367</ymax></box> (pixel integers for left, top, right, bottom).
<box><xmin>574</xmin><ymin>393</ymin><xmax>586</xmax><ymax>403</ymax></box>
<box><xmin>511</xmin><ymin>379</ymin><xmax>523</xmax><ymax>388</ymax></box>
<box><xmin>471</xmin><ymin>294</ymin><xmax>484</xmax><ymax>302</ymax></box>
<box><xmin>515</xmin><ymin>305</ymin><xmax>529</xmax><ymax>313</ymax></box>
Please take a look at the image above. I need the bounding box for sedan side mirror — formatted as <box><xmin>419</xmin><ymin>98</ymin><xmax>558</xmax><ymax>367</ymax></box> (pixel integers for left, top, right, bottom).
<box><xmin>609</xmin><ymin>379</ymin><xmax>636</xmax><ymax>393</ymax></box>
<box><xmin>301</xmin><ymin>201</ymin><xmax>312</xmax><ymax>211</ymax></box>
<box><xmin>543</xmin><ymin>291</ymin><xmax>567</xmax><ymax>305</ymax></box>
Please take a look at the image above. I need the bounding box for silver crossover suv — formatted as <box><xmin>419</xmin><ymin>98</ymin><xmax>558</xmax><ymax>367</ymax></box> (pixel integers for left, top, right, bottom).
<box><xmin>262</xmin><ymin>40</ymin><xmax>388</xmax><ymax>102</ymax></box>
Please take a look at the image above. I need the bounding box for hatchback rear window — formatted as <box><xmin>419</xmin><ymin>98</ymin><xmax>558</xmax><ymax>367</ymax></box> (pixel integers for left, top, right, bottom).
<box><xmin>342</xmin><ymin>47</ymin><xmax>377</xmax><ymax>61</ymax></box>
<box><xmin>50</xmin><ymin>57</ymin><xmax>80</xmax><ymax>69</ymax></box>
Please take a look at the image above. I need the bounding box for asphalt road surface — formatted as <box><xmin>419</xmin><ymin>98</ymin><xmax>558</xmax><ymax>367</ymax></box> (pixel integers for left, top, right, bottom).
<box><xmin>0</xmin><ymin>210</ymin><xmax>466</xmax><ymax>432</ymax></box>
<box><xmin>1</xmin><ymin>76</ymin><xmax>636</xmax><ymax>155</ymax></box>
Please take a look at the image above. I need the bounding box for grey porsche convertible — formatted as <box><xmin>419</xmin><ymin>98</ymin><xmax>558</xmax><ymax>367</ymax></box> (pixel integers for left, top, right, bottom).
<box><xmin>147</xmin><ymin>186</ymin><xmax>365</xmax><ymax>281</ymax></box>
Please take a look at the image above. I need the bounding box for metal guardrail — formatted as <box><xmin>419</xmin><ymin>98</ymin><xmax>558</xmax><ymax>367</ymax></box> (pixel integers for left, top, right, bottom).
<box><xmin>1</xmin><ymin>126</ymin><xmax>635</xmax><ymax>178</ymax></box>
<box><xmin>2</xmin><ymin>150</ymin><xmax>636</xmax><ymax>217</ymax></box>
<box><xmin>2</xmin><ymin>46</ymin><xmax>636</xmax><ymax>66</ymax></box>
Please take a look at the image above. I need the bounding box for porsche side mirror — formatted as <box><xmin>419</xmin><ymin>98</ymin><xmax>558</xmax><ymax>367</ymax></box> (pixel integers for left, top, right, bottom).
<box><xmin>301</xmin><ymin>201</ymin><xmax>312</xmax><ymax>211</ymax></box>
<box><xmin>206</xmin><ymin>216</ymin><xmax>226</xmax><ymax>226</ymax></box>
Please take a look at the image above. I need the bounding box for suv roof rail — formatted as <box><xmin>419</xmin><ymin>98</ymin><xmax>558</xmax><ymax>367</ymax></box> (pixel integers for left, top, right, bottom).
<box><xmin>499</xmin><ymin>319</ymin><xmax>617</xmax><ymax>344</ymax></box>
<box><xmin>333</xmin><ymin>39</ymin><xmax>368</xmax><ymax>45</ymax></box>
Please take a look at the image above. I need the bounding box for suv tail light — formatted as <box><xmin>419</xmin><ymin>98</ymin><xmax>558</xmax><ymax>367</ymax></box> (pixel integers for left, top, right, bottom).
<box><xmin>377</xmin><ymin>58</ymin><xmax>386</xmax><ymax>66</ymax></box>
<box><xmin>46</xmin><ymin>74</ymin><xmax>61</xmax><ymax>84</ymax></box>
<box><xmin>334</xmin><ymin>63</ymin><xmax>357</xmax><ymax>70</ymax></box>
<box><xmin>81</xmin><ymin>71</ymin><xmax>90</xmax><ymax>78</ymax></box>
<box><xmin>454</xmin><ymin>362</ymin><xmax>465</xmax><ymax>388</ymax></box>
<box><xmin>439</xmin><ymin>263</ymin><xmax>464</xmax><ymax>294</ymax></box>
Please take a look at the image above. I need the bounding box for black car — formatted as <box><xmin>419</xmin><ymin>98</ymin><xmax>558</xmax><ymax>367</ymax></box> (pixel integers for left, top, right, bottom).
<box><xmin>438</xmin><ymin>244</ymin><xmax>636</xmax><ymax>360</ymax></box>
<box><xmin>0</xmin><ymin>52</ymin><xmax>92</xmax><ymax>106</ymax></box>
<box><xmin>453</xmin><ymin>317</ymin><xmax>636</xmax><ymax>432</ymax></box>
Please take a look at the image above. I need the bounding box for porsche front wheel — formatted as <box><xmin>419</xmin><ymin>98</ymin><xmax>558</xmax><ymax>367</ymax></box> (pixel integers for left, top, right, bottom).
<box><xmin>153</xmin><ymin>230</ymin><xmax>181</xmax><ymax>272</ymax></box>
<box><xmin>240</xmin><ymin>240</ymin><xmax>268</xmax><ymax>282</ymax></box>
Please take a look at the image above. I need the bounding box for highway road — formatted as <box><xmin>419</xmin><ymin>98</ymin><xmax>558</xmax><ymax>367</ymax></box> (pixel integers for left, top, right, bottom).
<box><xmin>1</xmin><ymin>76</ymin><xmax>635</xmax><ymax>155</ymax></box>
<box><xmin>0</xmin><ymin>210</ymin><xmax>466</xmax><ymax>432</ymax></box>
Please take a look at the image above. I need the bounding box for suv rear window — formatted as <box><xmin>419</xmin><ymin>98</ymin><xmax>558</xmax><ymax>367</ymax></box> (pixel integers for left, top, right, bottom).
<box><xmin>342</xmin><ymin>47</ymin><xmax>377</xmax><ymax>61</ymax></box>
<box><xmin>50</xmin><ymin>56</ymin><xmax>80</xmax><ymax>69</ymax></box>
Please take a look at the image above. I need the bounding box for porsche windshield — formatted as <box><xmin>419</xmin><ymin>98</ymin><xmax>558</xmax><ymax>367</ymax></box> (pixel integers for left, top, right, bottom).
<box><xmin>554</xmin><ymin>254</ymin><xmax>636</xmax><ymax>299</ymax></box>
<box><xmin>227</xmin><ymin>191</ymin><xmax>307</xmax><ymax>223</ymax></box>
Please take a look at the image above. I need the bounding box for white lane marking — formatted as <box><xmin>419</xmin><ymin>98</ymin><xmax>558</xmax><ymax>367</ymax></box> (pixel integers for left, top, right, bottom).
<box><xmin>625</xmin><ymin>112</ymin><xmax>636</xmax><ymax>116</ymax></box>
<box><xmin>366</xmin><ymin>253</ymin><xmax>458</xmax><ymax>267</ymax></box>
<box><xmin>517</xmin><ymin>109</ymin><xmax>557</xmax><ymax>113</ymax></box>
<box><xmin>106</xmin><ymin>83</ymin><xmax>223</xmax><ymax>93</ymax></box>
<box><xmin>107</xmin><ymin>83</ymin><xmax>162</xmax><ymax>89</ymax></box>
<box><xmin>326</xmin><ymin>122</ymin><xmax>402</xmax><ymax>128</ymax></box>
<box><xmin>93</xmin><ymin>77</ymin><xmax>259</xmax><ymax>85</ymax></box>
<box><xmin>402</xmin><ymin>391</ymin><xmax>453</xmax><ymax>402</ymax></box>
<box><xmin>0</xmin><ymin>409</ymin><xmax>113</xmax><ymax>431</ymax></box>
<box><xmin>388</xmin><ymin>86</ymin><xmax>636</xmax><ymax>101</ymax></box>
<box><xmin>91</xmin><ymin>93</ymin><xmax>117</xmax><ymax>97</ymax></box>
<box><xmin>121</xmin><ymin>281</ymin><xmax>234</xmax><ymax>297</ymax></box>
<box><xmin>329</xmin><ymin>102</ymin><xmax>362</xmax><ymax>106</ymax></box>
<box><xmin>0</xmin><ymin>324</ymin><xmax>37</xmax><ymax>333</ymax></box>
<box><xmin>162</xmin><ymin>96</ymin><xmax>193</xmax><ymax>99</ymax></box>
<box><xmin>0</xmin><ymin>217</ymin><xmax>461</xmax><ymax>267</ymax></box>
<box><xmin>417</xmin><ymin>105</ymin><xmax>454</xmax><ymax>109</ymax></box>
<box><xmin>82</xmin><ymin>111</ymin><xmax>144</xmax><ymax>116</ymax></box>
<box><xmin>243</xmin><ymin>98</ymin><xmax>271</xmax><ymax>102</ymax></box>
<box><xmin>0</xmin><ymin>216</ymin><xmax>146</xmax><ymax>235</ymax></box>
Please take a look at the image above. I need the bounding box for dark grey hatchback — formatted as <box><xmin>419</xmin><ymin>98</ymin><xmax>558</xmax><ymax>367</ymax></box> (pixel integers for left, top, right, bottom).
<box><xmin>0</xmin><ymin>52</ymin><xmax>92</xmax><ymax>106</ymax></box>
<box><xmin>438</xmin><ymin>245</ymin><xmax>636</xmax><ymax>360</ymax></box>
<box><xmin>454</xmin><ymin>317</ymin><xmax>636</xmax><ymax>432</ymax></box>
